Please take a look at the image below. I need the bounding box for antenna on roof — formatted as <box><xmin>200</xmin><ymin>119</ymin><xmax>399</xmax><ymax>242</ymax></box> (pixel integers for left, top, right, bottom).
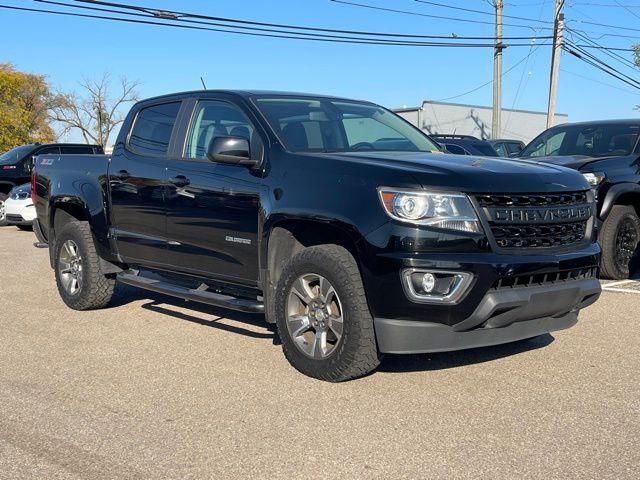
<box><xmin>200</xmin><ymin>77</ymin><xmax>207</xmax><ymax>89</ymax></box>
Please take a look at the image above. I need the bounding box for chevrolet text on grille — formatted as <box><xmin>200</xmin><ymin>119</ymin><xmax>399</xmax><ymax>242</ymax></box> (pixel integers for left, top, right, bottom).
<box><xmin>492</xmin><ymin>206</ymin><xmax>592</xmax><ymax>223</ymax></box>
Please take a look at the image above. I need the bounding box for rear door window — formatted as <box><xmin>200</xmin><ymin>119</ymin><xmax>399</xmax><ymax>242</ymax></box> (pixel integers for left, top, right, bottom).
<box><xmin>37</xmin><ymin>146</ymin><xmax>60</xmax><ymax>155</ymax></box>
<box><xmin>128</xmin><ymin>102</ymin><xmax>181</xmax><ymax>156</ymax></box>
<box><xmin>60</xmin><ymin>146</ymin><xmax>97</xmax><ymax>154</ymax></box>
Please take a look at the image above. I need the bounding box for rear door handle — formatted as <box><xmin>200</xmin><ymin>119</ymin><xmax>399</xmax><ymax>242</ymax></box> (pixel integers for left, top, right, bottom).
<box><xmin>169</xmin><ymin>175</ymin><xmax>190</xmax><ymax>188</ymax></box>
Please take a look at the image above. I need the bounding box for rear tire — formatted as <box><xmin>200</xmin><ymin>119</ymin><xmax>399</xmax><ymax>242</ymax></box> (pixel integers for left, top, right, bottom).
<box><xmin>54</xmin><ymin>221</ymin><xmax>116</xmax><ymax>310</ymax></box>
<box><xmin>0</xmin><ymin>193</ymin><xmax>8</xmax><ymax>227</ymax></box>
<box><xmin>275</xmin><ymin>244</ymin><xmax>381</xmax><ymax>382</ymax></box>
<box><xmin>600</xmin><ymin>205</ymin><xmax>640</xmax><ymax>280</ymax></box>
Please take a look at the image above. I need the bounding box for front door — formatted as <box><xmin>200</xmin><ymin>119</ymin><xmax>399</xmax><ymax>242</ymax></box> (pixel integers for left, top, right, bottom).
<box><xmin>109</xmin><ymin>101</ymin><xmax>182</xmax><ymax>266</ymax></box>
<box><xmin>164</xmin><ymin>99</ymin><xmax>263</xmax><ymax>285</ymax></box>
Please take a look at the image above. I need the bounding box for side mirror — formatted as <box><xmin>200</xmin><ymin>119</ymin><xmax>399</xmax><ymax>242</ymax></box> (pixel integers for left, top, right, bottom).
<box><xmin>207</xmin><ymin>136</ymin><xmax>257</xmax><ymax>167</ymax></box>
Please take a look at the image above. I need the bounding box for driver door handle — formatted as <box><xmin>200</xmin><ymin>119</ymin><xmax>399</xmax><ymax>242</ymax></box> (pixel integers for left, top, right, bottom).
<box><xmin>169</xmin><ymin>175</ymin><xmax>190</xmax><ymax>188</ymax></box>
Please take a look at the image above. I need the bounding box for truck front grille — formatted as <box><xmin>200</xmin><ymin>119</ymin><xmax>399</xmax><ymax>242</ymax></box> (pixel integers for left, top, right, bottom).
<box><xmin>475</xmin><ymin>192</ymin><xmax>588</xmax><ymax>208</ymax></box>
<box><xmin>474</xmin><ymin>191</ymin><xmax>592</xmax><ymax>251</ymax></box>
<box><xmin>490</xmin><ymin>221</ymin><xmax>586</xmax><ymax>248</ymax></box>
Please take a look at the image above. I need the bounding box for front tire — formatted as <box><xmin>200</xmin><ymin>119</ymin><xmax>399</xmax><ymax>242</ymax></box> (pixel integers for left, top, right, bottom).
<box><xmin>600</xmin><ymin>205</ymin><xmax>640</xmax><ymax>279</ymax></box>
<box><xmin>275</xmin><ymin>244</ymin><xmax>380</xmax><ymax>382</ymax></box>
<box><xmin>54</xmin><ymin>221</ymin><xmax>116</xmax><ymax>310</ymax></box>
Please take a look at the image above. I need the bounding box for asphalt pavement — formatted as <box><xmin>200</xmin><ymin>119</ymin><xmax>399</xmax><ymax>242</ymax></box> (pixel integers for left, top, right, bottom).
<box><xmin>0</xmin><ymin>227</ymin><xmax>638</xmax><ymax>479</ymax></box>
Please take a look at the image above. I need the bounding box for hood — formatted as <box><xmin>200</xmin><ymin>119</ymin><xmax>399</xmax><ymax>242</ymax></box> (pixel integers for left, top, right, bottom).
<box><xmin>10</xmin><ymin>183</ymin><xmax>31</xmax><ymax>195</ymax></box>
<box><xmin>319</xmin><ymin>151</ymin><xmax>590</xmax><ymax>193</ymax></box>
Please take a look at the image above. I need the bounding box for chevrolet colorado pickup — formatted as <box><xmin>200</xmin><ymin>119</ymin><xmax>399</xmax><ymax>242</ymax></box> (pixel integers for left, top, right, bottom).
<box><xmin>519</xmin><ymin>120</ymin><xmax>640</xmax><ymax>279</ymax></box>
<box><xmin>33</xmin><ymin>90</ymin><xmax>602</xmax><ymax>381</ymax></box>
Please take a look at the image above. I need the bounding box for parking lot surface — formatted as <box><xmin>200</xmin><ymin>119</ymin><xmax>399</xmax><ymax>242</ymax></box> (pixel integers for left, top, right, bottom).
<box><xmin>0</xmin><ymin>227</ymin><xmax>638</xmax><ymax>479</ymax></box>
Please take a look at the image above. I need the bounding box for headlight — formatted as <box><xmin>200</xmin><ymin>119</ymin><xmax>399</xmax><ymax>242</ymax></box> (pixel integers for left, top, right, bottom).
<box><xmin>378</xmin><ymin>188</ymin><xmax>482</xmax><ymax>233</ymax></box>
<box><xmin>582</xmin><ymin>172</ymin><xmax>605</xmax><ymax>187</ymax></box>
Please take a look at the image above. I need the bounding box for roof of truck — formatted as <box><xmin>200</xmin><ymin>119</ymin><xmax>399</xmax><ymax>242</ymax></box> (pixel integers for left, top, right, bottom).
<box><xmin>139</xmin><ymin>89</ymin><xmax>372</xmax><ymax>103</ymax></box>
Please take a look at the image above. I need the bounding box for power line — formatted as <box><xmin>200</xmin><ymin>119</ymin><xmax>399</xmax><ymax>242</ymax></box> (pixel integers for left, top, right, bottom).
<box><xmin>329</xmin><ymin>0</ymin><xmax>554</xmax><ymax>30</ymax></box>
<box><xmin>563</xmin><ymin>42</ymin><xmax>640</xmax><ymax>90</ymax></box>
<box><xmin>35</xmin><ymin>0</ymin><xmax>549</xmax><ymax>41</ymax></box>
<box><xmin>566</xmin><ymin>40</ymin><xmax>640</xmax><ymax>86</ymax></box>
<box><xmin>413</xmin><ymin>0</ymin><xmax>553</xmax><ymax>24</ymax></box>
<box><xmin>0</xmin><ymin>4</ymin><xmax>538</xmax><ymax>47</ymax></box>
<box><xmin>504</xmin><ymin>0</ymin><xmax>548</xmax><ymax>131</ymax></box>
<box><xmin>434</xmin><ymin>43</ymin><xmax>548</xmax><ymax>101</ymax></box>
<box><xmin>612</xmin><ymin>0</ymin><xmax>640</xmax><ymax>19</ymax></box>
<box><xmin>566</xmin><ymin>28</ymin><xmax>637</xmax><ymax>69</ymax></box>
<box><xmin>560</xmin><ymin>68</ymin><xmax>639</xmax><ymax>94</ymax></box>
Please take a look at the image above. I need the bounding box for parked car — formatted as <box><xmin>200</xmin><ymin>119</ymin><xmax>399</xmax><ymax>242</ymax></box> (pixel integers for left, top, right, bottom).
<box><xmin>431</xmin><ymin>135</ymin><xmax>500</xmax><ymax>157</ymax></box>
<box><xmin>489</xmin><ymin>139</ymin><xmax>526</xmax><ymax>157</ymax></box>
<box><xmin>33</xmin><ymin>90</ymin><xmax>601</xmax><ymax>381</ymax></box>
<box><xmin>4</xmin><ymin>183</ymin><xmax>35</xmax><ymax>230</ymax></box>
<box><xmin>0</xmin><ymin>143</ymin><xmax>104</xmax><ymax>226</ymax></box>
<box><xmin>518</xmin><ymin>119</ymin><xmax>640</xmax><ymax>279</ymax></box>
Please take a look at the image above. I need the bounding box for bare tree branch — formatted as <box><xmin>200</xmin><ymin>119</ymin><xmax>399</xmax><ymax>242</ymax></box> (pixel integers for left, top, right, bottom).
<box><xmin>48</xmin><ymin>72</ymin><xmax>140</xmax><ymax>147</ymax></box>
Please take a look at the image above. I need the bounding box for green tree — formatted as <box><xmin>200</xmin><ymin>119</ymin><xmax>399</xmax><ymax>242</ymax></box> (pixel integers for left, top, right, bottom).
<box><xmin>0</xmin><ymin>63</ymin><xmax>55</xmax><ymax>153</ymax></box>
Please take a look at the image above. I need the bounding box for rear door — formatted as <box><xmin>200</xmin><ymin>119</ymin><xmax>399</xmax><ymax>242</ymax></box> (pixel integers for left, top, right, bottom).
<box><xmin>163</xmin><ymin>97</ymin><xmax>264</xmax><ymax>285</ymax></box>
<box><xmin>108</xmin><ymin>100</ymin><xmax>182</xmax><ymax>266</ymax></box>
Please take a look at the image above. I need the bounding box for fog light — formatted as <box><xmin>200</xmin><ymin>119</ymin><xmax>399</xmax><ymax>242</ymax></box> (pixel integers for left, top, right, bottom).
<box><xmin>401</xmin><ymin>269</ymin><xmax>473</xmax><ymax>304</ymax></box>
<box><xmin>422</xmin><ymin>273</ymin><xmax>436</xmax><ymax>293</ymax></box>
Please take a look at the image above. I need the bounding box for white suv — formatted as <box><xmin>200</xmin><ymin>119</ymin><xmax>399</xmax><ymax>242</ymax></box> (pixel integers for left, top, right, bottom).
<box><xmin>4</xmin><ymin>184</ymin><xmax>36</xmax><ymax>230</ymax></box>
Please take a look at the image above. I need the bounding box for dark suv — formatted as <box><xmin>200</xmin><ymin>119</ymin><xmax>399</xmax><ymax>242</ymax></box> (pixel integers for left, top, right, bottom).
<box><xmin>0</xmin><ymin>143</ymin><xmax>103</xmax><ymax>226</ymax></box>
<box><xmin>518</xmin><ymin>120</ymin><xmax>640</xmax><ymax>279</ymax></box>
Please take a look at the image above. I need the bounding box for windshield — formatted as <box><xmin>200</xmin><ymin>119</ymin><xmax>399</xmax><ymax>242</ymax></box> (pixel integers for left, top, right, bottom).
<box><xmin>254</xmin><ymin>96</ymin><xmax>440</xmax><ymax>153</ymax></box>
<box><xmin>0</xmin><ymin>145</ymin><xmax>34</xmax><ymax>165</ymax></box>
<box><xmin>521</xmin><ymin>123</ymin><xmax>640</xmax><ymax>158</ymax></box>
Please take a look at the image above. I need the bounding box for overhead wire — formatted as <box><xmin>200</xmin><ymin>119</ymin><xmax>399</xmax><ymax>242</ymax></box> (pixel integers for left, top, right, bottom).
<box><xmin>0</xmin><ymin>4</ymin><xmax>538</xmax><ymax>47</ymax></box>
<box><xmin>434</xmin><ymin>42</ymin><xmax>549</xmax><ymax>101</ymax></box>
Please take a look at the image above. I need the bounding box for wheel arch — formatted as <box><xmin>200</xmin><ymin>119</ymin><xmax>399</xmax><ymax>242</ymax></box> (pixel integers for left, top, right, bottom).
<box><xmin>0</xmin><ymin>181</ymin><xmax>16</xmax><ymax>196</ymax></box>
<box><xmin>49</xmin><ymin>195</ymin><xmax>120</xmax><ymax>266</ymax></box>
<box><xmin>600</xmin><ymin>183</ymin><xmax>640</xmax><ymax>221</ymax></box>
<box><xmin>262</xmin><ymin>217</ymin><xmax>366</xmax><ymax>323</ymax></box>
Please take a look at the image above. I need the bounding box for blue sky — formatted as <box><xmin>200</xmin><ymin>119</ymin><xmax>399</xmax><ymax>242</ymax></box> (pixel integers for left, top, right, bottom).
<box><xmin>2</xmin><ymin>0</ymin><xmax>639</xmax><ymax>142</ymax></box>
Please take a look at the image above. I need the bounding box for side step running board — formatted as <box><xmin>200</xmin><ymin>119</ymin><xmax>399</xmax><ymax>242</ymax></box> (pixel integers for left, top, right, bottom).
<box><xmin>117</xmin><ymin>272</ymin><xmax>264</xmax><ymax>314</ymax></box>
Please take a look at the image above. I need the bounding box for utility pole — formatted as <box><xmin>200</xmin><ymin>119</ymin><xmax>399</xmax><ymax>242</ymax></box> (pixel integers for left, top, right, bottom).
<box><xmin>547</xmin><ymin>0</ymin><xmax>565</xmax><ymax>128</ymax></box>
<box><xmin>492</xmin><ymin>0</ymin><xmax>504</xmax><ymax>140</ymax></box>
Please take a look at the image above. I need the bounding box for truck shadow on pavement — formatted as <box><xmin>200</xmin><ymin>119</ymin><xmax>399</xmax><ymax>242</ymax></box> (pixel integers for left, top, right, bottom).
<box><xmin>378</xmin><ymin>334</ymin><xmax>554</xmax><ymax>373</ymax></box>
<box><xmin>110</xmin><ymin>284</ymin><xmax>278</xmax><ymax>343</ymax></box>
<box><xmin>109</xmin><ymin>284</ymin><xmax>554</xmax><ymax>371</ymax></box>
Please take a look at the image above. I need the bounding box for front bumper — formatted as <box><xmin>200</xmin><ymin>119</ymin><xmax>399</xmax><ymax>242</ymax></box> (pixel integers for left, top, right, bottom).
<box><xmin>4</xmin><ymin>198</ymin><xmax>36</xmax><ymax>225</ymax></box>
<box><xmin>374</xmin><ymin>277</ymin><xmax>601</xmax><ymax>354</ymax></box>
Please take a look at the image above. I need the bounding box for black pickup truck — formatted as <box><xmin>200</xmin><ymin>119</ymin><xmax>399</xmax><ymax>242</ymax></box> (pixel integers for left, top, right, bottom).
<box><xmin>519</xmin><ymin>120</ymin><xmax>640</xmax><ymax>279</ymax></box>
<box><xmin>33</xmin><ymin>90</ymin><xmax>602</xmax><ymax>381</ymax></box>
